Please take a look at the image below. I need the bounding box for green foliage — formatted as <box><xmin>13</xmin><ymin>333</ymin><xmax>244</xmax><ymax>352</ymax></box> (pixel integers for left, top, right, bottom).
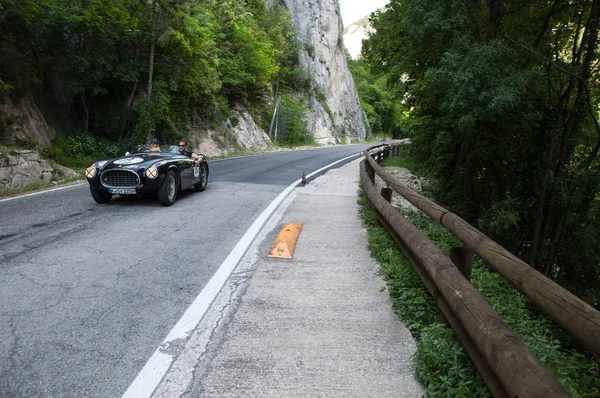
<box><xmin>362</xmin><ymin>0</ymin><xmax>600</xmax><ymax>291</ymax></box>
<box><xmin>133</xmin><ymin>81</ymin><xmax>173</xmax><ymax>140</ymax></box>
<box><xmin>13</xmin><ymin>136</ymin><xmax>41</xmax><ymax>150</ymax></box>
<box><xmin>472</xmin><ymin>263</ymin><xmax>600</xmax><ymax>397</ymax></box>
<box><xmin>0</xmin><ymin>0</ymin><xmax>299</xmax><ymax>144</ymax></box>
<box><xmin>348</xmin><ymin>58</ymin><xmax>405</xmax><ymax>138</ymax></box>
<box><xmin>380</xmin><ymin>148</ymin><xmax>414</xmax><ymax>170</ymax></box>
<box><xmin>275</xmin><ymin>94</ymin><xmax>314</xmax><ymax>146</ymax></box>
<box><xmin>358</xmin><ymin>185</ymin><xmax>600</xmax><ymax>397</ymax></box>
<box><xmin>42</xmin><ymin>134</ymin><xmax>132</xmax><ymax>169</ymax></box>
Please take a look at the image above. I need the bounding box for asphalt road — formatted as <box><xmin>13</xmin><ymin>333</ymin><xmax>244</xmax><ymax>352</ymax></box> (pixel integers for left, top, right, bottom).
<box><xmin>0</xmin><ymin>144</ymin><xmax>372</xmax><ymax>398</ymax></box>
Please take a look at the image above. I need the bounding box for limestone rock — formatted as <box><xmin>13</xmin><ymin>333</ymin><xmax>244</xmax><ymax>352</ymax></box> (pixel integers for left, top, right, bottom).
<box><xmin>52</xmin><ymin>163</ymin><xmax>79</xmax><ymax>181</ymax></box>
<box><xmin>267</xmin><ymin>0</ymin><xmax>366</xmax><ymax>143</ymax></box>
<box><xmin>0</xmin><ymin>167</ymin><xmax>11</xmax><ymax>185</ymax></box>
<box><xmin>21</xmin><ymin>150</ymin><xmax>41</xmax><ymax>162</ymax></box>
<box><xmin>42</xmin><ymin>171</ymin><xmax>53</xmax><ymax>184</ymax></box>
<box><xmin>229</xmin><ymin>105</ymin><xmax>271</xmax><ymax>150</ymax></box>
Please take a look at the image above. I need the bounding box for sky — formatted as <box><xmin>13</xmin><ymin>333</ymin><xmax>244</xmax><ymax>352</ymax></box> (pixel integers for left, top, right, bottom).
<box><xmin>338</xmin><ymin>0</ymin><xmax>390</xmax><ymax>26</ymax></box>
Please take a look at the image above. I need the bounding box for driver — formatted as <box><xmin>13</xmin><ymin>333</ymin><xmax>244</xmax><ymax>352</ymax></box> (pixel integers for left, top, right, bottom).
<box><xmin>178</xmin><ymin>139</ymin><xmax>201</xmax><ymax>163</ymax></box>
<box><xmin>150</xmin><ymin>137</ymin><xmax>161</xmax><ymax>152</ymax></box>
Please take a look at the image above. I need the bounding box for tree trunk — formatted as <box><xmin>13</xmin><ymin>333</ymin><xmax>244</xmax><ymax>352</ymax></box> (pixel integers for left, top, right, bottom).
<box><xmin>119</xmin><ymin>80</ymin><xmax>138</xmax><ymax>140</ymax></box>
<box><xmin>82</xmin><ymin>90</ymin><xmax>89</xmax><ymax>133</ymax></box>
<box><xmin>535</xmin><ymin>1</ymin><xmax>600</xmax><ymax>270</ymax></box>
<box><xmin>148</xmin><ymin>0</ymin><xmax>157</xmax><ymax>98</ymax></box>
<box><xmin>543</xmin><ymin>197</ymin><xmax>572</xmax><ymax>276</ymax></box>
<box><xmin>529</xmin><ymin>130</ymin><xmax>555</xmax><ymax>266</ymax></box>
<box><xmin>146</xmin><ymin>0</ymin><xmax>157</xmax><ymax>142</ymax></box>
<box><xmin>534</xmin><ymin>0</ymin><xmax>561</xmax><ymax>50</ymax></box>
<box><xmin>487</xmin><ymin>0</ymin><xmax>504</xmax><ymax>34</ymax></box>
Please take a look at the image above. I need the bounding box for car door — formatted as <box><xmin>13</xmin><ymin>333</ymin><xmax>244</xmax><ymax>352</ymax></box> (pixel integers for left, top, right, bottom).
<box><xmin>178</xmin><ymin>158</ymin><xmax>195</xmax><ymax>190</ymax></box>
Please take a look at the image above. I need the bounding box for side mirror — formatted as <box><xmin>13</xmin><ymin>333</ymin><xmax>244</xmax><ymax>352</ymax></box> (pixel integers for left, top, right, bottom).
<box><xmin>125</xmin><ymin>152</ymin><xmax>130</xmax><ymax>156</ymax></box>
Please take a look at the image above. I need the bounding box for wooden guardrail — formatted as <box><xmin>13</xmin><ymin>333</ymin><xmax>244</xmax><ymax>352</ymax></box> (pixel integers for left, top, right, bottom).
<box><xmin>360</xmin><ymin>143</ymin><xmax>600</xmax><ymax>397</ymax></box>
<box><xmin>364</xmin><ymin>144</ymin><xmax>600</xmax><ymax>354</ymax></box>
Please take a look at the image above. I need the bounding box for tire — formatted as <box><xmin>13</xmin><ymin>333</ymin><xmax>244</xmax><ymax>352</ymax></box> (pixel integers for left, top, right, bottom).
<box><xmin>158</xmin><ymin>170</ymin><xmax>178</xmax><ymax>206</ymax></box>
<box><xmin>194</xmin><ymin>163</ymin><xmax>208</xmax><ymax>192</ymax></box>
<box><xmin>90</xmin><ymin>187</ymin><xmax>112</xmax><ymax>204</ymax></box>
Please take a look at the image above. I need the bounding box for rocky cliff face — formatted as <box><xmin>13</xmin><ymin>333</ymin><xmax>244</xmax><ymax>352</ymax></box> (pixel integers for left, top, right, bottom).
<box><xmin>268</xmin><ymin>0</ymin><xmax>366</xmax><ymax>143</ymax></box>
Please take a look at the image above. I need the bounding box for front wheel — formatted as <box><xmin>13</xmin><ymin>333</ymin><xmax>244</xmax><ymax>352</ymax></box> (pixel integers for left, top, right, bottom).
<box><xmin>90</xmin><ymin>187</ymin><xmax>112</xmax><ymax>204</ymax></box>
<box><xmin>158</xmin><ymin>170</ymin><xmax>178</xmax><ymax>206</ymax></box>
<box><xmin>194</xmin><ymin>163</ymin><xmax>208</xmax><ymax>192</ymax></box>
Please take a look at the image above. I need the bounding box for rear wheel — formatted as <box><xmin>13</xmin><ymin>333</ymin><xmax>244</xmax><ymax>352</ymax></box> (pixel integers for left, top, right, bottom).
<box><xmin>158</xmin><ymin>170</ymin><xmax>178</xmax><ymax>206</ymax></box>
<box><xmin>194</xmin><ymin>163</ymin><xmax>208</xmax><ymax>192</ymax></box>
<box><xmin>90</xmin><ymin>187</ymin><xmax>112</xmax><ymax>204</ymax></box>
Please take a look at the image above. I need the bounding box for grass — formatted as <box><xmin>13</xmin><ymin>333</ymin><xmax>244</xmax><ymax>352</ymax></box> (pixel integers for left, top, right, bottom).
<box><xmin>358</xmin><ymin>178</ymin><xmax>600</xmax><ymax>397</ymax></box>
<box><xmin>380</xmin><ymin>150</ymin><xmax>415</xmax><ymax>170</ymax></box>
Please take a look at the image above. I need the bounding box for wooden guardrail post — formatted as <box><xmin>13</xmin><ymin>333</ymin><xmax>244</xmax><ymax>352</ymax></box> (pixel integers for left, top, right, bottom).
<box><xmin>377</xmin><ymin>187</ymin><xmax>393</xmax><ymax>227</ymax></box>
<box><xmin>450</xmin><ymin>246</ymin><xmax>474</xmax><ymax>281</ymax></box>
<box><xmin>366</xmin><ymin>161</ymin><xmax>375</xmax><ymax>183</ymax></box>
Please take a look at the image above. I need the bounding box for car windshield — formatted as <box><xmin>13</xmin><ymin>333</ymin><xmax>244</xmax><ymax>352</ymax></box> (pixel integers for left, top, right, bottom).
<box><xmin>132</xmin><ymin>145</ymin><xmax>180</xmax><ymax>154</ymax></box>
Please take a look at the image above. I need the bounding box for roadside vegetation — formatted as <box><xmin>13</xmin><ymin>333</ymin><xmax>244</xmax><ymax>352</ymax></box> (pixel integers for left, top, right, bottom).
<box><xmin>348</xmin><ymin>57</ymin><xmax>406</xmax><ymax>140</ymax></box>
<box><xmin>0</xmin><ymin>0</ymin><xmax>315</xmax><ymax>157</ymax></box>
<box><xmin>358</xmin><ymin>0</ymin><xmax>600</xmax><ymax>304</ymax></box>
<box><xmin>358</xmin><ymin>156</ymin><xmax>600</xmax><ymax>397</ymax></box>
<box><xmin>0</xmin><ymin>0</ymin><xmax>321</xmax><ymax>197</ymax></box>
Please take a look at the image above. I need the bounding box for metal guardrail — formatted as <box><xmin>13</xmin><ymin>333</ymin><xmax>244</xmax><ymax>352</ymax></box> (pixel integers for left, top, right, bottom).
<box><xmin>360</xmin><ymin>143</ymin><xmax>600</xmax><ymax>397</ymax></box>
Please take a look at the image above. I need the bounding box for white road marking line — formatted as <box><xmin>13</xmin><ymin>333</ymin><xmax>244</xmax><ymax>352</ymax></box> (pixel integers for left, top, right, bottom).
<box><xmin>0</xmin><ymin>182</ymin><xmax>85</xmax><ymax>202</ymax></box>
<box><xmin>121</xmin><ymin>153</ymin><xmax>361</xmax><ymax>398</ymax></box>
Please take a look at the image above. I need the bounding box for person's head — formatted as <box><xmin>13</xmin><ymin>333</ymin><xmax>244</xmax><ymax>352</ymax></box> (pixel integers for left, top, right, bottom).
<box><xmin>178</xmin><ymin>139</ymin><xmax>188</xmax><ymax>151</ymax></box>
<box><xmin>150</xmin><ymin>137</ymin><xmax>160</xmax><ymax>151</ymax></box>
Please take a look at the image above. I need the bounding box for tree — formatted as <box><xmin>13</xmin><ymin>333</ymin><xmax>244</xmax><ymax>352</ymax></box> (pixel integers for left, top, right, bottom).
<box><xmin>363</xmin><ymin>0</ymin><xmax>600</xmax><ymax>292</ymax></box>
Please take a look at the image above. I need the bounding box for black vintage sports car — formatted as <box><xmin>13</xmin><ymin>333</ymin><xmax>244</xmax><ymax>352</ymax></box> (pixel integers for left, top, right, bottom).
<box><xmin>85</xmin><ymin>145</ymin><xmax>209</xmax><ymax>206</ymax></box>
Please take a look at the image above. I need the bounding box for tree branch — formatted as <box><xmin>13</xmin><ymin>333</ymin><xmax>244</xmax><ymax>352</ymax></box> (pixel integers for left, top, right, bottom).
<box><xmin>0</xmin><ymin>47</ymin><xmax>31</xmax><ymax>57</ymax></box>
<box><xmin>505</xmin><ymin>33</ymin><xmax>600</xmax><ymax>140</ymax></box>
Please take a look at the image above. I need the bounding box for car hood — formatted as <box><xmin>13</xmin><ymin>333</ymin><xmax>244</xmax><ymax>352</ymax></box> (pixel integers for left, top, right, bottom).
<box><xmin>101</xmin><ymin>153</ymin><xmax>185</xmax><ymax>171</ymax></box>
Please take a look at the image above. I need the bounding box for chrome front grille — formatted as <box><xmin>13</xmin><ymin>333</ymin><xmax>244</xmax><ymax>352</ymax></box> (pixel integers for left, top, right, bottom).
<box><xmin>101</xmin><ymin>169</ymin><xmax>140</xmax><ymax>188</ymax></box>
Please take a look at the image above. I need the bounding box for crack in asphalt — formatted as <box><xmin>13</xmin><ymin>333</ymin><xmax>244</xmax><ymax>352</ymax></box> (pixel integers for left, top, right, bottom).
<box><xmin>180</xmin><ymin>267</ymin><xmax>251</xmax><ymax>398</ymax></box>
<box><xmin>98</xmin><ymin>302</ymin><xmax>121</xmax><ymax>323</ymax></box>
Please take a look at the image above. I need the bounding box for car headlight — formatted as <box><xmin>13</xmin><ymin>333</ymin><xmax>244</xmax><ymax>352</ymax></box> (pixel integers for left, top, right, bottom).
<box><xmin>85</xmin><ymin>166</ymin><xmax>97</xmax><ymax>179</ymax></box>
<box><xmin>146</xmin><ymin>166</ymin><xmax>158</xmax><ymax>179</ymax></box>
<box><xmin>85</xmin><ymin>160</ymin><xmax>109</xmax><ymax>179</ymax></box>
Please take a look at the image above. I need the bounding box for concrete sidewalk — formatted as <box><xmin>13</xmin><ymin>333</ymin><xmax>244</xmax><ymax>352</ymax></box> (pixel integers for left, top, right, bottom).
<box><xmin>154</xmin><ymin>158</ymin><xmax>424</xmax><ymax>397</ymax></box>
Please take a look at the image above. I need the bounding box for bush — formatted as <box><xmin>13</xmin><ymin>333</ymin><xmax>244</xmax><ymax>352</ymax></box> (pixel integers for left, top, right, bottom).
<box><xmin>43</xmin><ymin>134</ymin><xmax>134</xmax><ymax>169</ymax></box>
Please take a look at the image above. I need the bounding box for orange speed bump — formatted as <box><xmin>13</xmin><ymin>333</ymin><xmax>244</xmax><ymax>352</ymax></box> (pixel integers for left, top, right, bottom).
<box><xmin>268</xmin><ymin>223</ymin><xmax>303</xmax><ymax>258</ymax></box>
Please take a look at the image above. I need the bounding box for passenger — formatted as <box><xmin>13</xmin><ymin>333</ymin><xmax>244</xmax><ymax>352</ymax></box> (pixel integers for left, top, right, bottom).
<box><xmin>178</xmin><ymin>139</ymin><xmax>201</xmax><ymax>163</ymax></box>
<box><xmin>150</xmin><ymin>137</ymin><xmax>161</xmax><ymax>152</ymax></box>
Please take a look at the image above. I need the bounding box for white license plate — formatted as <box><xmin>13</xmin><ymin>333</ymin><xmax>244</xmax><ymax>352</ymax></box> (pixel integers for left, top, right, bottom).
<box><xmin>109</xmin><ymin>188</ymin><xmax>136</xmax><ymax>195</ymax></box>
